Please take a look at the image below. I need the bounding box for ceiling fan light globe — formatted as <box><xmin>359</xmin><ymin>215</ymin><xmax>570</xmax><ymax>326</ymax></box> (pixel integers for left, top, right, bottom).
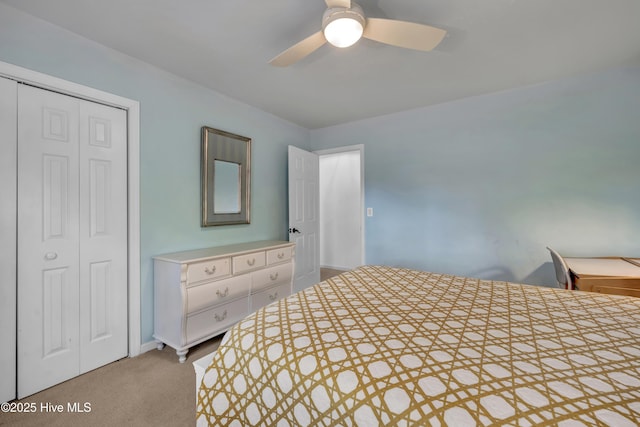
<box><xmin>324</xmin><ymin>17</ymin><xmax>363</xmax><ymax>48</ymax></box>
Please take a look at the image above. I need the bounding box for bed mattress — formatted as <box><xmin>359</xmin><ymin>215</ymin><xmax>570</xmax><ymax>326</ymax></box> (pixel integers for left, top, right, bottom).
<box><xmin>196</xmin><ymin>265</ymin><xmax>640</xmax><ymax>426</ymax></box>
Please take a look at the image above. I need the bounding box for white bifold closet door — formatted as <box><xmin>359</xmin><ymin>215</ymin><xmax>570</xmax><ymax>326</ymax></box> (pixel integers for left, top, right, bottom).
<box><xmin>16</xmin><ymin>84</ymin><xmax>128</xmax><ymax>398</ymax></box>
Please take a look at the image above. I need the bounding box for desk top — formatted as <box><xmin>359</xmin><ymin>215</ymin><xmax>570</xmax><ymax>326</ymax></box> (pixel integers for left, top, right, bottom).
<box><xmin>565</xmin><ymin>257</ymin><xmax>640</xmax><ymax>277</ymax></box>
<box><xmin>624</xmin><ymin>258</ymin><xmax>640</xmax><ymax>267</ymax></box>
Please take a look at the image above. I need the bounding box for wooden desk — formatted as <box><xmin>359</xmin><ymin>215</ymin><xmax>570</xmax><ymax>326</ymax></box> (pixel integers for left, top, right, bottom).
<box><xmin>564</xmin><ymin>257</ymin><xmax>640</xmax><ymax>297</ymax></box>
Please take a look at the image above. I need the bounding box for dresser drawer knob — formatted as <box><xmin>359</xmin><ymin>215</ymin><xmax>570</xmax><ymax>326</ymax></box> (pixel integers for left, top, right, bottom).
<box><xmin>247</xmin><ymin>258</ymin><xmax>256</xmax><ymax>266</ymax></box>
<box><xmin>270</xmin><ymin>272</ymin><xmax>279</xmax><ymax>281</ymax></box>
<box><xmin>204</xmin><ymin>265</ymin><xmax>217</xmax><ymax>275</ymax></box>
<box><xmin>214</xmin><ymin>310</ymin><xmax>228</xmax><ymax>322</ymax></box>
<box><xmin>277</xmin><ymin>252</ymin><xmax>285</xmax><ymax>259</ymax></box>
<box><xmin>269</xmin><ymin>292</ymin><xmax>279</xmax><ymax>301</ymax></box>
<box><xmin>216</xmin><ymin>287</ymin><xmax>229</xmax><ymax>298</ymax></box>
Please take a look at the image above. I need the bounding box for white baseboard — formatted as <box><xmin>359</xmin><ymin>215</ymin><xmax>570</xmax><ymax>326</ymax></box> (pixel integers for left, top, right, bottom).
<box><xmin>139</xmin><ymin>340</ymin><xmax>159</xmax><ymax>355</ymax></box>
<box><xmin>320</xmin><ymin>265</ymin><xmax>350</xmax><ymax>271</ymax></box>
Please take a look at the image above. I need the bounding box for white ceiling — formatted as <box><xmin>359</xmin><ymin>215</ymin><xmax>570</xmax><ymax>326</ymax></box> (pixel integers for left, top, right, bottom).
<box><xmin>4</xmin><ymin>0</ymin><xmax>640</xmax><ymax>129</ymax></box>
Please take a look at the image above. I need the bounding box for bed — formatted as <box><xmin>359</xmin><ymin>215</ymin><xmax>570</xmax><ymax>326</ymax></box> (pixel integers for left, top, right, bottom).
<box><xmin>195</xmin><ymin>265</ymin><xmax>640</xmax><ymax>426</ymax></box>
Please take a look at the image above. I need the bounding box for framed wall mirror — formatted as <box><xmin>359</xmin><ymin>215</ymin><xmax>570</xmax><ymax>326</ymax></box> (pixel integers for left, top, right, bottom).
<box><xmin>201</xmin><ymin>126</ymin><xmax>251</xmax><ymax>226</ymax></box>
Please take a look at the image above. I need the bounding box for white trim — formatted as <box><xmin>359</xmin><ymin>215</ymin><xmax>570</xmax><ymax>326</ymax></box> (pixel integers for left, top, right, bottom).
<box><xmin>0</xmin><ymin>60</ymin><xmax>142</xmax><ymax>357</ymax></box>
<box><xmin>314</xmin><ymin>144</ymin><xmax>365</xmax><ymax>266</ymax></box>
<box><xmin>140</xmin><ymin>340</ymin><xmax>160</xmax><ymax>355</ymax></box>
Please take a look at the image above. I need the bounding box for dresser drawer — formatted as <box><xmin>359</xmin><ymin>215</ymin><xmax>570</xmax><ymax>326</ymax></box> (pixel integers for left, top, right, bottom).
<box><xmin>233</xmin><ymin>251</ymin><xmax>266</xmax><ymax>274</ymax></box>
<box><xmin>187</xmin><ymin>257</ymin><xmax>230</xmax><ymax>284</ymax></box>
<box><xmin>186</xmin><ymin>298</ymin><xmax>248</xmax><ymax>344</ymax></box>
<box><xmin>186</xmin><ymin>275</ymin><xmax>250</xmax><ymax>314</ymax></box>
<box><xmin>266</xmin><ymin>246</ymin><xmax>293</xmax><ymax>265</ymax></box>
<box><xmin>251</xmin><ymin>282</ymin><xmax>291</xmax><ymax>311</ymax></box>
<box><xmin>252</xmin><ymin>263</ymin><xmax>293</xmax><ymax>293</ymax></box>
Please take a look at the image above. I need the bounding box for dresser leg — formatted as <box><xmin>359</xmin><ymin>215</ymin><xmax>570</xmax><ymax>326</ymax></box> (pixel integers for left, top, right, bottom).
<box><xmin>155</xmin><ymin>340</ymin><xmax>165</xmax><ymax>351</ymax></box>
<box><xmin>177</xmin><ymin>349</ymin><xmax>188</xmax><ymax>363</ymax></box>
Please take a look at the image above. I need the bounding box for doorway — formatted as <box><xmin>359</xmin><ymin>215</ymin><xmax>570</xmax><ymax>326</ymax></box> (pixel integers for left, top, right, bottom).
<box><xmin>317</xmin><ymin>145</ymin><xmax>364</xmax><ymax>271</ymax></box>
<box><xmin>288</xmin><ymin>144</ymin><xmax>364</xmax><ymax>291</ymax></box>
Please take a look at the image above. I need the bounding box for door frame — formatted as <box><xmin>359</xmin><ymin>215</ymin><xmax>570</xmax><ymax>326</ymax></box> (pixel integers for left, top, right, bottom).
<box><xmin>315</xmin><ymin>144</ymin><xmax>365</xmax><ymax>267</ymax></box>
<box><xmin>0</xmin><ymin>61</ymin><xmax>142</xmax><ymax>357</ymax></box>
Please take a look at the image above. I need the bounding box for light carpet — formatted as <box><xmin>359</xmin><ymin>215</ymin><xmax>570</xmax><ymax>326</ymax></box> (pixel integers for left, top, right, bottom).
<box><xmin>0</xmin><ymin>337</ymin><xmax>221</xmax><ymax>427</ymax></box>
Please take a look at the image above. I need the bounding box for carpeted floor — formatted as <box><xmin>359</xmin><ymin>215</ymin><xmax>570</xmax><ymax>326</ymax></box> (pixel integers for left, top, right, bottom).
<box><xmin>0</xmin><ymin>336</ymin><xmax>222</xmax><ymax>427</ymax></box>
<box><xmin>320</xmin><ymin>267</ymin><xmax>346</xmax><ymax>281</ymax></box>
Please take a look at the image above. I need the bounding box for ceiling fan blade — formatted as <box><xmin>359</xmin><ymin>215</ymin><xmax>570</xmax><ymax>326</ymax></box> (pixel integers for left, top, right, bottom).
<box><xmin>325</xmin><ymin>0</ymin><xmax>351</xmax><ymax>8</ymax></box>
<box><xmin>363</xmin><ymin>18</ymin><xmax>446</xmax><ymax>51</ymax></box>
<box><xmin>269</xmin><ymin>31</ymin><xmax>327</xmax><ymax>67</ymax></box>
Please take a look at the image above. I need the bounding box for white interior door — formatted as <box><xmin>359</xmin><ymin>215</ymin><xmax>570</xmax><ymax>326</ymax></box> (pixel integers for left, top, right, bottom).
<box><xmin>0</xmin><ymin>77</ymin><xmax>17</xmax><ymax>403</ymax></box>
<box><xmin>288</xmin><ymin>146</ymin><xmax>320</xmax><ymax>292</ymax></box>
<box><xmin>18</xmin><ymin>85</ymin><xmax>81</xmax><ymax>397</ymax></box>
<box><xmin>78</xmin><ymin>96</ymin><xmax>128</xmax><ymax>373</ymax></box>
<box><xmin>17</xmin><ymin>84</ymin><xmax>128</xmax><ymax>398</ymax></box>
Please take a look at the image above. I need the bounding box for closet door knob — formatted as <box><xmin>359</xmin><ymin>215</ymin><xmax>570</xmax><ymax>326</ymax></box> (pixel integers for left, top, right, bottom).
<box><xmin>44</xmin><ymin>252</ymin><xmax>58</xmax><ymax>261</ymax></box>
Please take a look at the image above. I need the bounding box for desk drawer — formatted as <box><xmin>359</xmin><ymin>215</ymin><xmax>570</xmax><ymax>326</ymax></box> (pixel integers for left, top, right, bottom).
<box><xmin>233</xmin><ymin>251</ymin><xmax>266</xmax><ymax>274</ymax></box>
<box><xmin>251</xmin><ymin>282</ymin><xmax>291</xmax><ymax>311</ymax></box>
<box><xmin>186</xmin><ymin>298</ymin><xmax>248</xmax><ymax>344</ymax></box>
<box><xmin>266</xmin><ymin>246</ymin><xmax>293</xmax><ymax>265</ymax></box>
<box><xmin>591</xmin><ymin>285</ymin><xmax>640</xmax><ymax>298</ymax></box>
<box><xmin>186</xmin><ymin>276</ymin><xmax>249</xmax><ymax>314</ymax></box>
<box><xmin>252</xmin><ymin>263</ymin><xmax>292</xmax><ymax>293</ymax></box>
<box><xmin>187</xmin><ymin>257</ymin><xmax>230</xmax><ymax>284</ymax></box>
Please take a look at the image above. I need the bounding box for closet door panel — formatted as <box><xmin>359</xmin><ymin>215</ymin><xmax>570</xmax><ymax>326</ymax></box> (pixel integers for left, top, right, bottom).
<box><xmin>0</xmin><ymin>77</ymin><xmax>17</xmax><ymax>403</ymax></box>
<box><xmin>79</xmin><ymin>100</ymin><xmax>128</xmax><ymax>372</ymax></box>
<box><xmin>17</xmin><ymin>85</ymin><xmax>81</xmax><ymax>398</ymax></box>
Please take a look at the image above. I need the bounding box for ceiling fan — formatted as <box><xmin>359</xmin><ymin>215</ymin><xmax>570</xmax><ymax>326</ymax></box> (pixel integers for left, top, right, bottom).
<box><xmin>269</xmin><ymin>0</ymin><xmax>446</xmax><ymax>67</ymax></box>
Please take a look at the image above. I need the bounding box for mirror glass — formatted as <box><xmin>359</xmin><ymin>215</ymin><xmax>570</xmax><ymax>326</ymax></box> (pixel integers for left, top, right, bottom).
<box><xmin>213</xmin><ymin>160</ymin><xmax>241</xmax><ymax>214</ymax></box>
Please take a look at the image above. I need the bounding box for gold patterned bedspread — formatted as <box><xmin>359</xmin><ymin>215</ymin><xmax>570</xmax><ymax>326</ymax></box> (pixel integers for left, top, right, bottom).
<box><xmin>196</xmin><ymin>265</ymin><xmax>640</xmax><ymax>426</ymax></box>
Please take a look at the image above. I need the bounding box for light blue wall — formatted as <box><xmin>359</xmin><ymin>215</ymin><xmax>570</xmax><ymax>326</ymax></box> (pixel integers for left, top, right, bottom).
<box><xmin>311</xmin><ymin>66</ymin><xmax>640</xmax><ymax>286</ymax></box>
<box><xmin>3</xmin><ymin>2</ymin><xmax>640</xmax><ymax>346</ymax></box>
<box><xmin>0</xmin><ymin>4</ymin><xmax>310</xmax><ymax>344</ymax></box>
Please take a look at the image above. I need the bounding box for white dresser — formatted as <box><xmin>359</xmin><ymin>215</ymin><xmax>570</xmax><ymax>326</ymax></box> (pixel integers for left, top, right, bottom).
<box><xmin>153</xmin><ymin>240</ymin><xmax>295</xmax><ymax>362</ymax></box>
